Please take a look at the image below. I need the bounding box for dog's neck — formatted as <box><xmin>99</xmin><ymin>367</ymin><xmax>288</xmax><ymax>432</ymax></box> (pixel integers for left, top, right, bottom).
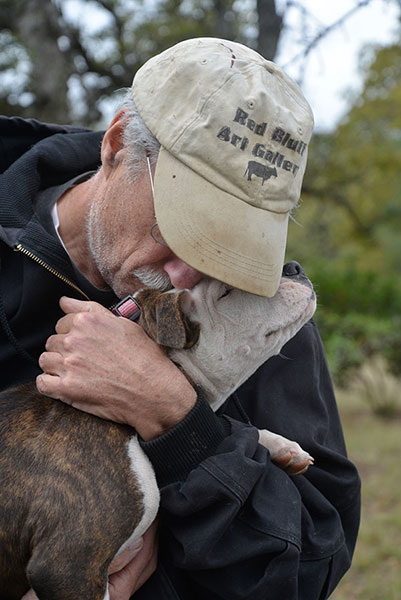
<box><xmin>169</xmin><ymin>348</ymin><xmax>225</xmax><ymax>411</ymax></box>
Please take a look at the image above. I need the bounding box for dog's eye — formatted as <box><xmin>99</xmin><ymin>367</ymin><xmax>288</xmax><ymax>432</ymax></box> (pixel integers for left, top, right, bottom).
<box><xmin>218</xmin><ymin>287</ymin><xmax>232</xmax><ymax>300</ymax></box>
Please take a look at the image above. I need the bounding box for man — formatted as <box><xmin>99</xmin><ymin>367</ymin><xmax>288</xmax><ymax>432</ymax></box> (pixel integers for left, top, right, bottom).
<box><xmin>0</xmin><ymin>38</ymin><xmax>360</xmax><ymax>599</ymax></box>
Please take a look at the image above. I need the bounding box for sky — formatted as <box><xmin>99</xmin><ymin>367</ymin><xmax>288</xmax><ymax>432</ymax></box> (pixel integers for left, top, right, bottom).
<box><xmin>275</xmin><ymin>0</ymin><xmax>400</xmax><ymax>131</ymax></box>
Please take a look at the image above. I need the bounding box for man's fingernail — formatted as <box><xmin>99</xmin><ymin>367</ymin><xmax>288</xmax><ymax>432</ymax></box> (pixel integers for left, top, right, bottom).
<box><xmin>36</xmin><ymin>375</ymin><xmax>44</xmax><ymax>392</ymax></box>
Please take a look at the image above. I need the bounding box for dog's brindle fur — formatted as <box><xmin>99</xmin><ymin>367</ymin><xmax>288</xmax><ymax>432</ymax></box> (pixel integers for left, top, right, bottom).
<box><xmin>0</xmin><ymin>278</ymin><xmax>315</xmax><ymax>599</ymax></box>
<box><xmin>0</xmin><ymin>389</ymin><xmax>148</xmax><ymax>599</ymax></box>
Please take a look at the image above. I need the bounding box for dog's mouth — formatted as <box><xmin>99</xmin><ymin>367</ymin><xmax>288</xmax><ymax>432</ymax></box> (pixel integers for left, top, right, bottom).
<box><xmin>264</xmin><ymin>290</ymin><xmax>316</xmax><ymax>338</ymax></box>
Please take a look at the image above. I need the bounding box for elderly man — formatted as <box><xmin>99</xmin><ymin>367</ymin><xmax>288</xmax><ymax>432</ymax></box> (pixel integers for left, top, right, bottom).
<box><xmin>0</xmin><ymin>38</ymin><xmax>360</xmax><ymax>599</ymax></box>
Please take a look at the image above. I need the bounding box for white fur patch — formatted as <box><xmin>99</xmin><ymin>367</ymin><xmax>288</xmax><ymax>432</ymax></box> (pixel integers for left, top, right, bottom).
<box><xmin>111</xmin><ymin>435</ymin><xmax>159</xmax><ymax>566</ymax></box>
<box><xmin>102</xmin><ymin>587</ymin><xmax>110</xmax><ymax>600</ymax></box>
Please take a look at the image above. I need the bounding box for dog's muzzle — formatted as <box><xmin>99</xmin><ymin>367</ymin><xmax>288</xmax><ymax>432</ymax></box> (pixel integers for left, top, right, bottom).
<box><xmin>282</xmin><ymin>261</ymin><xmax>312</xmax><ymax>288</ymax></box>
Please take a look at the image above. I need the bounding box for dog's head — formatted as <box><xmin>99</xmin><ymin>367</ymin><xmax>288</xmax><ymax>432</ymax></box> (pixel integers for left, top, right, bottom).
<box><xmin>135</xmin><ymin>266</ymin><xmax>316</xmax><ymax>410</ymax></box>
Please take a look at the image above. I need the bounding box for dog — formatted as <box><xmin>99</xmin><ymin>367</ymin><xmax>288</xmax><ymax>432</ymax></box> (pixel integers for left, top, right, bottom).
<box><xmin>0</xmin><ymin>262</ymin><xmax>316</xmax><ymax>599</ymax></box>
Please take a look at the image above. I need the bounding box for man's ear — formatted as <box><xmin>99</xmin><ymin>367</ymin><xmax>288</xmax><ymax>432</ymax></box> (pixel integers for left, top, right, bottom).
<box><xmin>136</xmin><ymin>289</ymin><xmax>200</xmax><ymax>350</ymax></box>
<box><xmin>101</xmin><ymin>108</ymin><xmax>128</xmax><ymax>177</ymax></box>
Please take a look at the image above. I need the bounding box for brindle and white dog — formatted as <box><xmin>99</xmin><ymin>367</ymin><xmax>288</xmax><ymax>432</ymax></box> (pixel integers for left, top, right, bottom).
<box><xmin>0</xmin><ymin>263</ymin><xmax>316</xmax><ymax>600</ymax></box>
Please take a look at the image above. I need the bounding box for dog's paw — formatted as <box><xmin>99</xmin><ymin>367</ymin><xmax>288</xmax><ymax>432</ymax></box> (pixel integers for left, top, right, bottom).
<box><xmin>271</xmin><ymin>446</ymin><xmax>314</xmax><ymax>476</ymax></box>
<box><xmin>258</xmin><ymin>429</ymin><xmax>314</xmax><ymax>476</ymax></box>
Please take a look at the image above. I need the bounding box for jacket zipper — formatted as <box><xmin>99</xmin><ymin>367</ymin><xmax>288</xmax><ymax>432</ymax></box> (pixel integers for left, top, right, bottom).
<box><xmin>14</xmin><ymin>243</ymin><xmax>90</xmax><ymax>300</ymax></box>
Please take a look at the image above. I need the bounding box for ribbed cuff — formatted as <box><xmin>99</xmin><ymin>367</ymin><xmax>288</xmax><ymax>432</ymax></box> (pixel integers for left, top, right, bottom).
<box><xmin>139</xmin><ymin>388</ymin><xmax>231</xmax><ymax>487</ymax></box>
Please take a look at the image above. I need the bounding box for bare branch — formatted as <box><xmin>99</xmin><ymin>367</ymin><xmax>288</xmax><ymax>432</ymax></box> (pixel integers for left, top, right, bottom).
<box><xmin>283</xmin><ymin>0</ymin><xmax>373</xmax><ymax>70</ymax></box>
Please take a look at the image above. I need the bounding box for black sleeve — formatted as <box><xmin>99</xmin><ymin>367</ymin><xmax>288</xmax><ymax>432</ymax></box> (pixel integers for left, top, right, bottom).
<box><xmin>139</xmin><ymin>320</ymin><xmax>361</xmax><ymax>600</ymax></box>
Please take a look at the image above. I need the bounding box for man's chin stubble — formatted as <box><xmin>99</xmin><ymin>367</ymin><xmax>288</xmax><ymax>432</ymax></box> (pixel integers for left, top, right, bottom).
<box><xmin>87</xmin><ymin>208</ymin><xmax>172</xmax><ymax>295</ymax></box>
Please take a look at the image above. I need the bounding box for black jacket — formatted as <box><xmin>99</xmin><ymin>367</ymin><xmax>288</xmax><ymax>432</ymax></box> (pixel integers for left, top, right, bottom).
<box><xmin>0</xmin><ymin>116</ymin><xmax>361</xmax><ymax>599</ymax></box>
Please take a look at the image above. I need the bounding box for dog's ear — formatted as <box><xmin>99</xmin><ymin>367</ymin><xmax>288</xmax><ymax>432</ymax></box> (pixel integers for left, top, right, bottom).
<box><xmin>135</xmin><ymin>289</ymin><xmax>200</xmax><ymax>350</ymax></box>
<box><xmin>154</xmin><ymin>291</ymin><xmax>200</xmax><ymax>349</ymax></box>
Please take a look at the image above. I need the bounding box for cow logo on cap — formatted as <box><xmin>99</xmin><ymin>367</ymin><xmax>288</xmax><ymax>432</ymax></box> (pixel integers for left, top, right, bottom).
<box><xmin>244</xmin><ymin>162</ymin><xmax>277</xmax><ymax>185</ymax></box>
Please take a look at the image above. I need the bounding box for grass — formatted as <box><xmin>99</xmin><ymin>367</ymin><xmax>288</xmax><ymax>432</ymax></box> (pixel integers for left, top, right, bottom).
<box><xmin>330</xmin><ymin>384</ymin><xmax>401</xmax><ymax>599</ymax></box>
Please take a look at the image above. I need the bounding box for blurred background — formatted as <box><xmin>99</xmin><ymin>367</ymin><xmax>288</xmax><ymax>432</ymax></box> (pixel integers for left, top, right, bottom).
<box><xmin>1</xmin><ymin>0</ymin><xmax>400</xmax><ymax>596</ymax></box>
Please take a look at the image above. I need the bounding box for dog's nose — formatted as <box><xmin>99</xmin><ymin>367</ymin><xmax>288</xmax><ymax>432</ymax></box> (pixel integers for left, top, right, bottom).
<box><xmin>282</xmin><ymin>261</ymin><xmax>311</xmax><ymax>287</ymax></box>
<box><xmin>282</xmin><ymin>261</ymin><xmax>304</xmax><ymax>277</ymax></box>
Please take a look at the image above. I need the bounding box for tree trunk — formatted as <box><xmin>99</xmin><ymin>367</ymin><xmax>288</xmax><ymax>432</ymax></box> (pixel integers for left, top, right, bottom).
<box><xmin>214</xmin><ymin>0</ymin><xmax>236</xmax><ymax>40</ymax></box>
<box><xmin>17</xmin><ymin>0</ymin><xmax>71</xmax><ymax>123</ymax></box>
<box><xmin>256</xmin><ymin>0</ymin><xmax>283</xmax><ymax>60</ymax></box>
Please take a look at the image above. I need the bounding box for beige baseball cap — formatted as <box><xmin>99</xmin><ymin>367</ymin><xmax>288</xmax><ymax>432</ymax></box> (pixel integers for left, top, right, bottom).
<box><xmin>132</xmin><ymin>37</ymin><xmax>314</xmax><ymax>297</ymax></box>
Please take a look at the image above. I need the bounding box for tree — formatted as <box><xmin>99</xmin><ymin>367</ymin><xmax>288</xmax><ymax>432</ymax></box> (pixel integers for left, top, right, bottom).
<box><xmin>289</xmin><ymin>40</ymin><xmax>401</xmax><ymax>275</ymax></box>
<box><xmin>0</xmin><ymin>0</ymin><xmax>389</xmax><ymax>126</ymax></box>
<box><xmin>0</xmin><ymin>0</ymin><xmax>253</xmax><ymax>124</ymax></box>
<box><xmin>286</xmin><ymin>38</ymin><xmax>401</xmax><ymax>382</ymax></box>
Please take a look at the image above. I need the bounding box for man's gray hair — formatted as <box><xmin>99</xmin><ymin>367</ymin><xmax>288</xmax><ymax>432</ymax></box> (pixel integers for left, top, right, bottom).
<box><xmin>120</xmin><ymin>89</ymin><xmax>160</xmax><ymax>182</ymax></box>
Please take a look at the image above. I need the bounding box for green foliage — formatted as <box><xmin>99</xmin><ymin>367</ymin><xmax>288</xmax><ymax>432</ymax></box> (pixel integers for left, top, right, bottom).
<box><xmin>298</xmin><ymin>263</ymin><xmax>401</xmax><ymax>384</ymax></box>
<box><xmin>287</xmin><ymin>39</ymin><xmax>401</xmax><ymax>385</ymax></box>
<box><xmin>130</xmin><ymin>0</ymin><xmax>248</xmax><ymax>59</ymax></box>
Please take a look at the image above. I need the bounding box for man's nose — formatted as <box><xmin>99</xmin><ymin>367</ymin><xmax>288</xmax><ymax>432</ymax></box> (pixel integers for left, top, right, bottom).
<box><xmin>163</xmin><ymin>256</ymin><xmax>203</xmax><ymax>289</ymax></box>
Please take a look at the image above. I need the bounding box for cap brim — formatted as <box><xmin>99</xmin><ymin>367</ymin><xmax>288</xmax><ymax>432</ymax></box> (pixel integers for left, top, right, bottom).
<box><xmin>154</xmin><ymin>147</ymin><xmax>289</xmax><ymax>297</ymax></box>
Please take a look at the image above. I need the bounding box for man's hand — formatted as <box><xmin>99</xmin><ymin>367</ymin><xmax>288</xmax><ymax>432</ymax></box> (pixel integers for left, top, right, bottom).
<box><xmin>36</xmin><ymin>296</ymin><xmax>197</xmax><ymax>440</ymax></box>
<box><xmin>108</xmin><ymin>520</ymin><xmax>159</xmax><ymax>600</ymax></box>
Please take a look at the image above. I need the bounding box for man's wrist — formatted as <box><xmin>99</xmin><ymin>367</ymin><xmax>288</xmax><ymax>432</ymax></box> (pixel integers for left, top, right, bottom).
<box><xmin>139</xmin><ymin>389</ymin><xmax>231</xmax><ymax>486</ymax></box>
<box><xmin>132</xmin><ymin>383</ymin><xmax>198</xmax><ymax>441</ymax></box>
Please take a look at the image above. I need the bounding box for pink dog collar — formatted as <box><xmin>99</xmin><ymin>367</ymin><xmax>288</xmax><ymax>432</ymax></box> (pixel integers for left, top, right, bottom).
<box><xmin>111</xmin><ymin>296</ymin><xmax>141</xmax><ymax>322</ymax></box>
